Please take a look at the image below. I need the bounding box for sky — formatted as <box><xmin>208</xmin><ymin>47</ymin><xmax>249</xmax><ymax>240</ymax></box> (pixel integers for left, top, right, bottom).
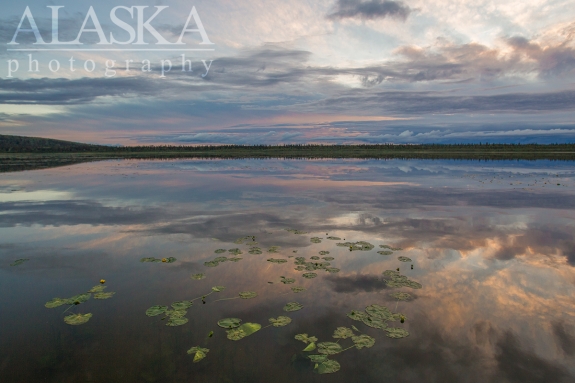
<box><xmin>0</xmin><ymin>0</ymin><xmax>575</xmax><ymax>145</ymax></box>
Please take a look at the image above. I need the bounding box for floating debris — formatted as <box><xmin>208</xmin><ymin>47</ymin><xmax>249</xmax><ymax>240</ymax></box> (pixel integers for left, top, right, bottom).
<box><xmin>146</xmin><ymin>305</ymin><xmax>168</xmax><ymax>317</ymax></box>
<box><xmin>267</xmin><ymin>258</ymin><xmax>288</xmax><ymax>264</ymax></box>
<box><xmin>316</xmin><ymin>359</ymin><xmax>341</xmax><ymax>374</ymax></box>
<box><xmin>377</xmin><ymin>251</ymin><xmax>393</xmax><ymax>256</ymax></box>
<box><xmin>390</xmin><ymin>292</ymin><xmax>413</xmax><ymax>301</ymax></box>
<box><xmin>336</xmin><ymin>241</ymin><xmax>374</xmax><ymax>251</ymax></box>
<box><xmin>385</xmin><ymin>327</ymin><xmax>409</xmax><ymax>339</ymax></box>
<box><xmin>94</xmin><ymin>292</ymin><xmax>115</xmax><ymax>300</ymax></box>
<box><xmin>283</xmin><ymin>302</ymin><xmax>304</xmax><ymax>312</ymax></box>
<box><xmin>280</xmin><ymin>276</ymin><xmax>296</xmax><ymax>284</ymax></box>
<box><xmin>187</xmin><ymin>346</ymin><xmax>209</xmax><ymax>363</ymax></box>
<box><xmin>352</xmin><ymin>335</ymin><xmax>375</xmax><ymax>349</ymax></box>
<box><xmin>64</xmin><ymin>313</ymin><xmax>92</xmax><ymax>325</ymax></box>
<box><xmin>317</xmin><ymin>342</ymin><xmax>343</xmax><ymax>355</ymax></box>
<box><xmin>214</xmin><ymin>249</ymin><xmax>226</xmax><ymax>254</ymax></box>
<box><xmin>310</xmin><ymin>237</ymin><xmax>322</xmax><ymax>243</ymax></box>
<box><xmin>269</xmin><ymin>316</ymin><xmax>292</xmax><ymax>327</ymax></box>
<box><xmin>302</xmin><ymin>272</ymin><xmax>317</xmax><ymax>279</ymax></box>
<box><xmin>333</xmin><ymin>327</ymin><xmax>354</xmax><ymax>339</ymax></box>
<box><xmin>218</xmin><ymin>318</ymin><xmax>242</xmax><ymax>329</ymax></box>
<box><xmin>398</xmin><ymin>256</ymin><xmax>412</xmax><ymax>262</ymax></box>
<box><xmin>10</xmin><ymin>259</ymin><xmax>29</xmax><ymax>266</ymax></box>
<box><xmin>291</xmin><ymin>286</ymin><xmax>306</xmax><ymax>293</ymax></box>
<box><xmin>191</xmin><ymin>273</ymin><xmax>206</xmax><ymax>280</ymax></box>
<box><xmin>326</xmin><ymin>236</ymin><xmax>341</xmax><ymax>240</ymax></box>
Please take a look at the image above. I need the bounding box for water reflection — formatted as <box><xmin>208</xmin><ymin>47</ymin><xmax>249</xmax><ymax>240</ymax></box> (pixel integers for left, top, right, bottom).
<box><xmin>0</xmin><ymin>159</ymin><xmax>574</xmax><ymax>382</ymax></box>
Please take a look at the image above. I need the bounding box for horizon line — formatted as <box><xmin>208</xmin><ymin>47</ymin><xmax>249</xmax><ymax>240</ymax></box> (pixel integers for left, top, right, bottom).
<box><xmin>6</xmin><ymin>49</ymin><xmax>216</xmax><ymax>52</ymax></box>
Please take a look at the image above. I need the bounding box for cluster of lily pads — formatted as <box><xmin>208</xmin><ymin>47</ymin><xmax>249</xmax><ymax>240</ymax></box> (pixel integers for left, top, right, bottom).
<box><xmin>382</xmin><ymin>270</ymin><xmax>422</xmax><ymax>289</ymax></box>
<box><xmin>347</xmin><ymin>304</ymin><xmax>409</xmax><ymax>338</ymax></box>
<box><xmin>293</xmin><ymin>256</ymin><xmax>340</xmax><ymax>275</ymax></box>
<box><xmin>204</xmin><ymin>248</ymin><xmax>243</xmax><ymax>267</ymax></box>
<box><xmin>217</xmin><ymin>311</ymin><xmax>293</xmax><ymax>342</ymax></box>
<box><xmin>294</xmin><ymin>326</ymin><xmax>375</xmax><ymax>374</ymax></box>
<box><xmin>377</xmin><ymin>244</ymin><xmax>403</xmax><ymax>256</ymax></box>
<box><xmin>44</xmin><ymin>282</ymin><xmax>115</xmax><ymax>325</ymax></box>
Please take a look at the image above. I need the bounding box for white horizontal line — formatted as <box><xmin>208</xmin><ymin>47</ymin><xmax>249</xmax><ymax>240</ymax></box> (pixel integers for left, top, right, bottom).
<box><xmin>6</xmin><ymin>49</ymin><xmax>215</xmax><ymax>52</ymax></box>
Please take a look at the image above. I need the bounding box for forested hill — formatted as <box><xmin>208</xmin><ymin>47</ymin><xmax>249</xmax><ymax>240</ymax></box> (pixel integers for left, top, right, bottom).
<box><xmin>0</xmin><ymin>134</ymin><xmax>106</xmax><ymax>152</ymax></box>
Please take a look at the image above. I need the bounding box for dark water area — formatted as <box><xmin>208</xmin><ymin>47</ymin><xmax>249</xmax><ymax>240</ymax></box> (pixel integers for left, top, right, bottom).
<box><xmin>0</xmin><ymin>158</ymin><xmax>574</xmax><ymax>382</ymax></box>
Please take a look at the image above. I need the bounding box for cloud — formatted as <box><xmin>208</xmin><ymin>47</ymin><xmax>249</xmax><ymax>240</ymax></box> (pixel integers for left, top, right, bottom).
<box><xmin>552</xmin><ymin>321</ymin><xmax>575</xmax><ymax>357</ymax></box>
<box><xmin>327</xmin><ymin>0</ymin><xmax>412</xmax><ymax>21</ymax></box>
<box><xmin>326</xmin><ymin>273</ymin><xmax>391</xmax><ymax>293</ymax></box>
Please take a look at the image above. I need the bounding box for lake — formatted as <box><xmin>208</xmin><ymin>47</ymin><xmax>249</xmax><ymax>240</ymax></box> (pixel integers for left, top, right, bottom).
<box><xmin>1</xmin><ymin>158</ymin><xmax>574</xmax><ymax>382</ymax></box>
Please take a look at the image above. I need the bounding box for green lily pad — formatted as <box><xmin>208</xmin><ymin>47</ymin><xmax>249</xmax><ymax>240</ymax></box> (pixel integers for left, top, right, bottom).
<box><xmin>164</xmin><ymin>257</ymin><xmax>177</xmax><ymax>263</ymax></box>
<box><xmin>140</xmin><ymin>257</ymin><xmax>159</xmax><ymax>262</ymax></box>
<box><xmin>310</xmin><ymin>256</ymin><xmax>320</xmax><ymax>260</ymax></box>
<box><xmin>302</xmin><ymin>273</ymin><xmax>317</xmax><ymax>279</ymax></box>
<box><xmin>45</xmin><ymin>297</ymin><xmax>68</xmax><ymax>308</ymax></box>
<box><xmin>267</xmin><ymin>258</ymin><xmax>287</xmax><ymax>264</ymax></box>
<box><xmin>362</xmin><ymin>316</ymin><xmax>388</xmax><ymax>329</ymax></box>
<box><xmin>228</xmin><ymin>248</ymin><xmax>242</xmax><ymax>255</ymax></box>
<box><xmin>295</xmin><ymin>333</ymin><xmax>318</xmax><ymax>344</ymax></box>
<box><xmin>211</xmin><ymin>286</ymin><xmax>225</xmax><ymax>292</ymax></box>
<box><xmin>204</xmin><ymin>261</ymin><xmax>220</xmax><ymax>267</ymax></box>
<box><xmin>325</xmin><ymin>267</ymin><xmax>340</xmax><ymax>273</ymax></box>
<box><xmin>165</xmin><ymin>309</ymin><xmax>187</xmax><ymax>318</ymax></box>
<box><xmin>332</xmin><ymin>327</ymin><xmax>354</xmax><ymax>339</ymax></box>
<box><xmin>319</xmin><ymin>251</ymin><xmax>330</xmax><ymax>255</ymax></box>
<box><xmin>347</xmin><ymin>310</ymin><xmax>369</xmax><ymax>321</ymax></box>
<box><xmin>269</xmin><ymin>316</ymin><xmax>292</xmax><ymax>327</ymax></box>
<box><xmin>391</xmin><ymin>292</ymin><xmax>413</xmax><ymax>301</ymax></box>
<box><xmin>191</xmin><ymin>273</ymin><xmax>205</xmax><ymax>280</ymax></box>
<box><xmin>294</xmin><ymin>266</ymin><xmax>306</xmax><ymax>271</ymax></box>
<box><xmin>310</xmin><ymin>237</ymin><xmax>322</xmax><ymax>243</ymax></box>
<box><xmin>249</xmin><ymin>247</ymin><xmax>262</xmax><ymax>254</ymax></box>
<box><xmin>398</xmin><ymin>256</ymin><xmax>412</xmax><ymax>262</ymax></box>
<box><xmin>171</xmin><ymin>301</ymin><xmax>193</xmax><ymax>310</ymax></box>
<box><xmin>146</xmin><ymin>305</ymin><xmax>168</xmax><ymax>317</ymax></box>
<box><xmin>322</xmin><ymin>257</ymin><xmax>334</xmax><ymax>261</ymax></box>
<box><xmin>88</xmin><ymin>285</ymin><xmax>106</xmax><ymax>293</ymax></box>
<box><xmin>214</xmin><ymin>256</ymin><xmax>228</xmax><ymax>262</ymax></box>
<box><xmin>380</xmin><ymin>245</ymin><xmax>403</xmax><ymax>251</ymax></box>
<box><xmin>280</xmin><ymin>276</ymin><xmax>296</xmax><ymax>284</ymax></box>
<box><xmin>239</xmin><ymin>291</ymin><xmax>257</xmax><ymax>299</ymax></box>
<box><xmin>308</xmin><ymin>354</ymin><xmax>328</xmax><ymax>363</ymax></box>
<box><xmin>407</xmin><ymin>281</ymin><xmax>422</xmax><ymax>289</ymax></box>
<box><xmin>351</xmin><ymin>325</ymin><xmax>360</xmax><ymax>332</ymax></box>
<box><xmin>187</xmin><ymin>346</ymin><xmax>209</xmax><ymax>363</ymax></box>
<box><xmin>166</xmin><ymin>317</ymin><xmax>188</xmax><ymax>326</ymax></box>
<box><xmin>336</xmin><ymin>241</ymin><xmax>374</xmax><ymax>251</ymax></box>
<box><xmin>227</xmin><ymin>323</ymin><xmax>261</xmax><ymax>340</ymax></box>
<box><xmin>268</xmin><ymin>246</ymin><xmax>281</xmax><ymax>253</ymax></box>
<box><xmin>286</xmin><ymin>229</ymin><xmax>308</xmax><ymax>234</ymax></box>
<box><xmin>10</xmin><ymin>258</ymin><xmax>29</xmax><ymax>266</ymax></box>
<box><xmin>303</xmin><ymin>342</ymin><xmax>317</xmax><ymax>352</ymax></box>
<box><xmin>284</xmin><ymin>302</ymin><xmax>304</xmax><ymax>312</ymax></box>
<box><xmin>215</xmin><ymin>249</ymin><xmax>226</xmax><ymax>253</ymax></box>
<box><xmin>294</xmin><ymin>257</ymin><xmax>306</xmax><ymax>265</ymax></box>
<box><xmin>365</xmin><ymin>304</ymin><xmax>394</xmax><ymax>321</ymax></box>
<box><xmin>228</xmin><ymin>257</ymin><xmax>243</xmax><ymax>262</ymax></box>
<box><xmin>326</xmin><ymin>236</ymin><xmax>341</xmax><ymax>240</ymax></box>
<box><xmin>291</xmin><ymin>286</ymin><xmax>306</xmax><ymax>293</ymax></box>
<box><xmin>65</xmin><ymin>293</ymin><xmax>91</xmax><ymax>305</ymax></box>
<box><xmin>385</xmin><ymin>327</ymin><xmax>410</xmax><ymax>339</ymax></box>
<box><xmin>64</xmin><ymin>313</ymin><xmax>92</xmax><ymax>325</ymax></box>
<box><xmin>352</xmin><ymin>334</ymin><xmax>375</xmax><ymax>349</ymax></box>
<box><xmin>317</xmin><ymin>342</ymin><xmax>343</xmax><ymax>355</ymax></box>
<box><xmin>377</xmin><ymin>251</ymin><xmax>393</xmax><ymax>256</ymax></box>
<box><xmin>316</xmin><ymin>359</ymin><xmax>341</xmax><ymax>374</ymax></box>
<box><xmin>94</xmin><ymin>292</ymin><xmax>115</xmax><ymax>300</ymax></box>
<box><xmin>382</xmin><ymin>270</ymin><xmax>422</xmax><ymax>289</ymax></box>
<box><xmin>217</xmin><ymin>318</ymin><xmax>242</xmax><ymax>329</ymax></box>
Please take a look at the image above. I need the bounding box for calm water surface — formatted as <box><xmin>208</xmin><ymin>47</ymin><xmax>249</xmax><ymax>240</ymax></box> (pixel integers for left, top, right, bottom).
<box><xmin>0</xmin><ymin>159</ymin><xmax>574</xmax><ymax>383</ymax></box>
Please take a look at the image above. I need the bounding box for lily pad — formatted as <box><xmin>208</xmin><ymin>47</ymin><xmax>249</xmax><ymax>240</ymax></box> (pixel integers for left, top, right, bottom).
<box><xmin>325</xmin><ymin>267</ymin><xmax>340</xmax><ymax>273</ymax></box>
<box><xmin>191</xmin><ymin>273</ymin><xmax>205</xmax><ymax>280</ymax></box>
<box><xmin>303</xmin><ymin>342</ymin><xmax>317</xmax><ymax>352</ymax></box>
<box><xmin>172</xmin><ymin>301</ymin><xmax>193</xmax><ymax>310</ymax></box>
<box><xmin>280</xmin><ymin>276</ymin><xmax>295</xmax><ymax>284</ymax></box>
<box><xmin>326</xmin><ymin>236</ymin><xmax>341</xmax><ymax>240</ymax></box>
<box><xmin>164</xmin><ymin>257</ymin><xmax>177</xmax><ymax>263</ymax></box>
<box><xmin>333</xmin><ymin>327</ymin><xmax>354</xmax><ymax>339</ymax></box>
<box><xmin>187</xmin><ymin>346</ymin><xmax>209</xmax><ymax>363</ymax></box>
<box><xmin>211</xmin><ymin>286</ymin><xmax>225</xmax><ymax>292</ymax></box>
<box><xmin>65</xmin><ymin>293</ymin><xmax>91</xmax><ymax>305</ymax></box>
<box><xmin>352</xmin><ymin>334</ymin><xmax>375</xmax><ymax>349</ymax></box>
<box><xmin>64</xmin><ymin>313</ymin><xmax>93</xmax><ymax>325</ymax></box>
<box><xmin>365</xmin><ymin>304</ymin><xmax>394</xmax><ymax>321</ymax></box>
<box><xmin>217</xmin><ymin>318</ymin><xmax>242</xmax><ymax>329</ymax></box>
<box><xmin>267</xmin><ymin>246</ymin><xmax>281</xmax><ymax>253</ymax></box>
<box><xmin>165</xmin><ymin>309</ymin><xmax>187</xmax><ymax>318</ymax></box>
<box><xmin>166</xmin><ymin>317</ymin><xmax>188</xmax><ymax>326</ymax></box>
<box><xmin>347</xmin><ymin>310</ymin><xmax>369</xmax><ymax>321</ymax></box>
<box><xmin>310</xmin><ymin>237</ymin><xmax>322</xmax><ymax>243</ymax></box>
<box><xmin>227</xmin><ymin>323</ymin><xmax>261</xmax><ymax>340</ymax></box>
<box><xmin>322</xmin><ymin>257</ymin><xmax>334</xmax><ymax>261</ymax></box>
<box><xmin>295</xmin><ymin>333</ymin><xmax>318</xmax><ymax>344</ymax></box>
<box><xmin>319</xmin><ymin>251</ymin><xmax>330</xmax><ymax>255</ymax></box>
<box><xmin>283</xmin><ymin>302</ymin><xmax>304</xmax><ymax>312</ymax></box>
<box><xmin>140</xmin><ymin>257</ymin><xmax>159</xmax><ymax>262</ymax></box>
<box><xmin>88</xmin><ymin>285</ymin><xmax>106</xmax><ymax>293</ymax></box>
<box><xmin>294</xmin><ymin>257</ymin><xmax>306</xmax><ymax>265</ymax></box>
<box><xmin>382</xmin><ymin>270</ymin><xmax>422</xmax><ymax>289</ymax></box>
<box><xmin>377</xmin><ymin>251</ymin><xmax>393</xmax><ymax>256</ymax></box>
<box><xmin>398</xmin><ymin>256</ymin><xmax>412</xmax><ymax>262</ymax></box>
<box><xmin>380</xmin><ymin>245</ymin><xmax>403</xmax><ymax>251</ymax></box>
<box><xmin>269</xmin><ymin>316</ymin><xmax>292</xmax><ymax>327</ymax></box>
<box><xmin>214</xmin><ymin>249</ymin><xmax>226</xmax><ymax>254</ymax></box>
<box><xmin>362</xmin><ymin>316</ymin><xmax>388</xmax><ymax>329</ymax></box>
<box><xmin>267</xmin><ymin>258</ymin><xmax>287</xmax><ymax>264</ymax></box>
<box><xmin>228</xmin><ymin>248</ymin><xmax>242</xmax><ymax>255</ymax></box>
<box><xmin>94</xmin><ymin>292</ymin><xmax>115</xmax><ymax>300</ymax></box>
<box><xmin>291</xmin><ymin>286</ymin><xmax>306</xmax><ymax>293</ymax></box>
<box><xmin>204</xmin><ymin>261</ymin><xmax>220</xmax><ymax>267</ymax></box>
<box><xmin>302</xmin><ymin>273</ymin><xmax>317</xmax><ymax>279</ymax></box>
<box><xmin>239</xmin><ymin>291</ymin><xmax>257</xmax><ymax>299</ymax></box>
<box><xmin>286</xmin><ymin>229</ymin><xmax>308</xmax><ymax>234</ymax></box>
<box><xmin>45</xmin><ymin>297</ymin><xmax>68</xmax><ymax>308</ymax></box>
<box><xmin>146</xmin><ymin>305</ymin><xmax>168</xmax><ymax>317</ymax></box>
<box><xmin>10</xmin><ymin>259</ymin><xmax>29</xmax><ymax>266</ymax></box>
<box><xmin>249</xmin><ymin>247</ymin><xmax>262</xmax><ymax>255</ymax></box>
<box><xmin>317</xmin><ymin>342</ymin><xmax>343</xmax><ymax>355</ymax></box>
<box><xmin>336</xmin><ymin>241</ymin><xmax>374</xmax><ymax>251</ymax></box>
<box><xmin>214</xmin><ymin>256</ymin><xmax>228</xmax><ymax>262</ymax></box>
<box><xmin>391</xmin><ymin>292</ymin><xmax>413</xmax><ymax>301</ymax></box>
<box><xmin>228</xmin><ymin>257</ymin><xmax>243</xmax><ymax>262</ymax></box>
<box><xmin>385</xmin><ymin>327</ymin><xmax>410</xmax><ymax>339</ymax></box>
<box><xmin>316</xmin><ymin>359</ymin><xmax>341</xmax><ymax>374</ymax></box>
<box><xmin>308</xmin><ymin>354</ymin><xmax>328</xmax><ymax>363</ymax></box>
<box><xmin>294</xmin><ymin>266</ymin><xmax>306</xmax><ymax>271</ymax></box>
<box><xmin>310</xmin><ymin>256</ymin><xmax>320</xmax><ymax>260</ymax></box>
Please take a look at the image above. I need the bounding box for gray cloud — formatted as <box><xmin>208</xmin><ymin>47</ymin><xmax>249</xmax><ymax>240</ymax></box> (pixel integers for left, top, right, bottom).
<box><xmin>327</xmin><ymin>0</ymin><xmax>412</xmax><ymax>21</ymax></box>
<box><xmin>552</xmin><ymin>321</ymin><xmax>575</xmax><ymax>357</ymax></box>
<box><xmin>326</xmin><ymin>273</ymin><xmax>391</xmax><ymax>293</ymax></box>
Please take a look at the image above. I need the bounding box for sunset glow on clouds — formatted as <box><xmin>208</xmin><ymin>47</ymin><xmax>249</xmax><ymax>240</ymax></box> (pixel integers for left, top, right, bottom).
<box><xmin>1</xmin><ymin>0</ymin><xmax>574</xmax><ymax>144</ymax></box>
